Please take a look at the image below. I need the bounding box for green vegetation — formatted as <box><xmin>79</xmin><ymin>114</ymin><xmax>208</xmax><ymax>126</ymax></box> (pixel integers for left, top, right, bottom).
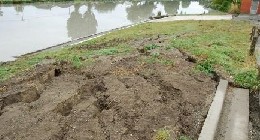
<box><xmin>154</xmin><ymin>128</ymin><xmax>170</xmax><ymax>140</ymax></box>
<box><xmin>0</xmin><ymin>0</ymin><xmax>118</xmax><ymax>4</ymax></box>
<box><xmin>144</xmin><ymin>44</ymin><xmax>160</xmax><ymax>51</ymax></box>
<box><xmin>0</xmin><ymin>20</ymin><xmax>258</xmax><ymax>89</ymax></box>
<box><xmin>168</xmin><ymin>21</ymin><xmax>257</xmax><ymax>89</ymax></box>
<box><xmin>179</xmin><ymin>135</ymin><xmax>192</xmax><ymax>140</ymax></box>
<box><xmin>0</xmin><ymin>0</ymin><xmax>94</xmax><ymax>4</ymax></box>
<box><xmin>0</xmin><ymin>43</ymin><xmax>132</xmax><ymax>80</ymax></box>
<box><xmin>141</xmin><ymin>52</ymin><xmax>174</xmax><ymax>66</ymax></box>
<box><xmin>211</xmin><ymin>0</ymin><xmax>241</xmax><ymax>13</ymax></box>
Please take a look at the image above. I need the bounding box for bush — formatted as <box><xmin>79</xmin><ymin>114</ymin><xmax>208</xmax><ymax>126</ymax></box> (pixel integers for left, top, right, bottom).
<box><xmin>229</xmin><ymin>3</ymin><xmax>240</xmax><ymax>14</ymax></box>
<box><xmin>211</xmin><ymin>0</ymin><xmax>241</xmax><ymax>12</ymax></box>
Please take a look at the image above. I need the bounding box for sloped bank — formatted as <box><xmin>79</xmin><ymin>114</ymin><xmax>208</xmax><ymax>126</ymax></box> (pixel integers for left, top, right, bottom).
<box><xmin>0</xmin><ymin>35</ymin><xmax>217</xmax><ymax>139</ymax></box>
<box><xmin>0</xmin><ymin>20</ymin><xmax>257</xmax><ymax>139</ymax></box>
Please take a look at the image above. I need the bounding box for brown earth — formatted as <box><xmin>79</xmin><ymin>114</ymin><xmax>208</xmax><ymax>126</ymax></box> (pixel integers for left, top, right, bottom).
<box><xmin>249</xmin><ymin>91</ymin><xmax>260</xmax><ymax>140</ymax></box>
<box><xmin>0</xmin><ymin>37</ymin><xmax>217</xmax><ymax>140</ymax></box>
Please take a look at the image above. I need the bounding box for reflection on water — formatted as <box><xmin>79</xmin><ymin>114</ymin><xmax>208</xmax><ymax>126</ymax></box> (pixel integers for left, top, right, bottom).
<box><xmin>160</xmin><ymin>1</ymin><xmax>179</xmax><ymax>15</ymax></box>
<box><xmin>0</xmin><ymin>1</ymin><xmax>210</xmax><ymax>62</ymax></box>
<box><xmin>94</xmin><ymin>2</ymin><xmax>117</xmax><ymax>13</ymax></box>
<box><xmin>0</xmin><ymin>8</ymin><xmax>2</xmax><ymax>16</ymax></box>
<box><xmin>177</xmin><ymin>1</ymin><xmax>208</xmax><ymax>14</ymax></box>
<box><xmin>67</xmin><ymin>3</ymin><xmax>97</xmax><ymax>39</ymax></box>
<box><xmin>126</xmin><ymin>1</ymin><xmax>155</xmax><ymax>22</ymax></box>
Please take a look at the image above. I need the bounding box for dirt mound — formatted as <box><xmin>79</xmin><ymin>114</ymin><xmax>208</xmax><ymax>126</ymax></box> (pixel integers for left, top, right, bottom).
<box><xmin>0</xmin><ymin>38</ymin><xmax>217</xmax><ymax>140</ymax></box>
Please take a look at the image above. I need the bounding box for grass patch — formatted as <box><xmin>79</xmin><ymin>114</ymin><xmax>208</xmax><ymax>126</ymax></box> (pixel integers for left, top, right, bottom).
<box><xmin>0</xmin><ymin>43</ymin><xmax>132</xmax><ymax>81</ymax></box>
<box><xmin>234</xmin><ymin>70</ymin><xmax>260</xmax><ymax>90</ymax></box>
<box><xmin>144</xmin><ymin>44</ymin><xmax>160</xmax><ymax>51</ymax></box>
<box><xmin>0</xmin><ymin>0</ymin><xmax>96</xmax><ymax>4</ymax></box>
<box><xmin>168</xmin><ymin>20</ymin><xmax>257</xmax><ymax>88</ymax></box>
<box><xmin>196</xmin><ymin>60</ymin><xmax>214</xmax><ymax>75</ymax></box>
<box><xmin>142</xmin><ymin>53</ymin><xmax>174</xmax><ymax>66</ymax></box>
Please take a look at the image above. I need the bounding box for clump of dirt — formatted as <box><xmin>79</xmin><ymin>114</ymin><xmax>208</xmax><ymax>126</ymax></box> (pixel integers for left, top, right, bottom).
<box><xmin>249</xmin><ymin>91</ymin><xmax>260</xmax><ymax>140</ymax></box>
<box><xmin>0</xmin><ymin>37</ymin><xmax>217</xmax><ymax>140</ymax></box>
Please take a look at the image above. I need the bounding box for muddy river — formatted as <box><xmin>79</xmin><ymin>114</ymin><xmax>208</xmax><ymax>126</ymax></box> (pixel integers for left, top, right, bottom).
<box><xmin>0</xmin><ymin>1</ymin><xmax>210</xmax><ymax>62</ymax></box>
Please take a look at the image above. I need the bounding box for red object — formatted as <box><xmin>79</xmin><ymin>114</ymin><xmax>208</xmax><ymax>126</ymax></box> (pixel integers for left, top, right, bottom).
<box><xmin>240</xmin><ymin>0</ymin><xmax>252</xmax><ymax>14</ymax></box>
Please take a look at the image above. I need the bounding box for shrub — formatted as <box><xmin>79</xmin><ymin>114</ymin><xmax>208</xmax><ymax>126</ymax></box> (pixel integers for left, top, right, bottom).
<box><xmin>229</xmin><ymin>3</ymin><xmax>240</xmax><ymax>14</ymax></box>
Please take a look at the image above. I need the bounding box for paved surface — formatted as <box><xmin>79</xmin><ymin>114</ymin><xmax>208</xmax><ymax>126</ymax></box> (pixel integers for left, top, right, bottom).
<box><xmin>224</xmin><ymin>88</ymin><xmax>249</xmax><ymax>140</ymax></box>
<box><xmin>233</xmin><ymin>14</ymin><xmax>260</xmax><ymax>25</ymax></box>
<box><xmin>149</xmin><ymin>15</ymin><xmax>233</xmax><ymax>22</ymax></box>
<box><xmin>199</xmin><ymin>79</ymin><xmax>228</xmax><ymax>140</ymax></box>
<box><xmin>215</xmin><ymin>88</ymin><xmax>249</xmax><ymax>140</ymax></box>
<box><xmin>214</xmin><ymin>89</ymin><xmax>234</xmax><ymax>140</ymax></box>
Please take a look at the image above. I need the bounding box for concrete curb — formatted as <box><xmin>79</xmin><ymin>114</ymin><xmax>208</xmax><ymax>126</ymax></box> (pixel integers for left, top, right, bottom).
<box><xmin>198</xmin><ymin>79</ymin><xmax>229</xmax><ymax>140</ymax></box>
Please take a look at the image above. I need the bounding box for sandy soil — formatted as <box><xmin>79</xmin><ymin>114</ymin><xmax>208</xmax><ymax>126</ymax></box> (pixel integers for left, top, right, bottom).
<box><xmin>0</xmin><ymin>37</ymin><xmax>217</xmax><ymax>140</ymax></box>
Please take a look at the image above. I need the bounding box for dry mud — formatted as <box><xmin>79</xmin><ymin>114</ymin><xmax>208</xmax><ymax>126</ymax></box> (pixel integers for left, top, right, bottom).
<box><xmin>0</xmin><ymin>37</ymin><xmax>217</xmax><ymax>140</ymax></box>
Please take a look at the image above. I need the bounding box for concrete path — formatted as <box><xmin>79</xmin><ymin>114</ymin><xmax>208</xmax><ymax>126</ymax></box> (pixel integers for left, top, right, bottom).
<box><xmin>215</xmin><ymin>88</ymin><xmax>249</xmax><ymax>140</ymax></box>
<box><xmin>224</xmin><ymin>88</ymin><xmax>249</xmax><ymax>140</ymax></box>
<box><xmin>199</xmin><ymin>80</ymin><xmax>249</xmax><ymax>140</ymax></box>
<box><xmin>149</xmin><ymin>15</ymin><xmax>233</xmax><ymax>22</ymax></box>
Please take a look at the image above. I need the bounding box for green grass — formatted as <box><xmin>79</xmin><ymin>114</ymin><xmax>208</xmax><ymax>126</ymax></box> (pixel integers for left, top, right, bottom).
<box><xmin>0</xmin><ymin>0</ymin><xmax>125</xmax><ymax>4</ymax></box>
<box><xmin>144</xmin><ymin>44</ymin><xmax>160</xmax><ymax>51</ymax></box>
<box><xmin>0</xmin><ymin>43</ymin><xmax>132</xmax><ymax>81</ymax></box>
<box><xmin>0</xmin><ymin>20</ymin><xmax>257</xmax><ymax>89</ymax></box>
<box><xmin>167</xmin><ymin>20</ymin><xmax>257</xmax><ymax>89</ymax></box>
<box><xmin>141</xmin><ymin>53</ymin><xmax>174</xmax><ymax>66</ymax></box>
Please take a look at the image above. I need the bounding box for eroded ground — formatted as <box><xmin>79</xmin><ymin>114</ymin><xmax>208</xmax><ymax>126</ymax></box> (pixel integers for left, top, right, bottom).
<box><xmin>0</xmin><ymin>36</ymin><xmax>217</xmax><ymax>140</ymax></box>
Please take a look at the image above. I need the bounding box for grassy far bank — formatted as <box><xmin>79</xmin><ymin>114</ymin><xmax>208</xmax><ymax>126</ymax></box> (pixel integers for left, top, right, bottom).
<box><xmin>0</xmin><ymin>20</ymin><xmax>258</xmax><ymax>89</ymax></box>
<box><xmin>0</xmin><ymin>0</ymin><xmax>77</xmax><ymax>4</ymax></box>
<box><xmin>0</xmin><ymin>0</ymin><xmax>110</xmax><ymax>4</ymax></box>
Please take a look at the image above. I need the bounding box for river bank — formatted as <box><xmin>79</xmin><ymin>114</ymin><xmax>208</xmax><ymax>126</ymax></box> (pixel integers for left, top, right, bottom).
<box><xmin>0</xmin><ymin>0</ymin><xmax>90</xmax><ymax>4</ymax></box>
<box><xmin>0</xmin><ymin>0</ymin><xmax>214</xmax><ymax>62</ymax></box>
<box><xmin>0</xmin><ymin>20</ymin><xmax>258</xmax><ymax>139</ymax></box>
<box><xmin>0</xmin><ymin>20</ymin><xmax>256</xmax><ymax>88</ymax></box>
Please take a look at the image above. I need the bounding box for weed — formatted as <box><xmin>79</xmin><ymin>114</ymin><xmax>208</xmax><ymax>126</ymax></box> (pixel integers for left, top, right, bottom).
<box><xmin>142</xmin><ymin>54</ymin><xmax>174</xmax><ymax>66</ymax></box>
<box><xmin>144</xmin><ymin>44</ymin><xmax>160</xmax><ymax>51</ymax></box>
<box><xmin>71</xmin><ymin>56</ymin><xmax>82</xmax><ymax>68</ymax></box>
<box><xmin>234</xmin><ymin>70</ymin><xmax>260</xmax><ymax>90</ymax></box>
<box><xmin>154</xmin><ymin>128</ymin><xmax>170</xmax><ymax>140</ymax></box>
<box><xmin>151</xmin><ymin>52</ymin><xmax>160</xmax><ymax>57</ymax></box>
<box><xmin>229</xmin><ymin>3</ymin><xmax>240</xmax><ymax>14</ymax></box>
<box><xmin>165</xmin><ymin>46</ymin><xmax>171</xmax><ymax>50</ymax></box>
<box><xmin>96</xmin><ymin>48</ymin><xmax>119</xmax><ymax>55</ymax></box>
<box><xmin>196</xmin><ymin>60</ymin><xmax>214</xmax><ymax>75</ymax></box>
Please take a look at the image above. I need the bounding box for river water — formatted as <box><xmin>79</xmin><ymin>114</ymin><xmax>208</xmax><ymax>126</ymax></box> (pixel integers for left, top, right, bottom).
<box><xmin>0</xmin><ymin>1</ymin><xmax>211</xmax><ymax>62</ymax></box>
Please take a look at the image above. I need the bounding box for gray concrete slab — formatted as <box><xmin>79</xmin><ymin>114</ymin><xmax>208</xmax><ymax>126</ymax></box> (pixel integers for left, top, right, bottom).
<box><xmin>199</xmin><ymin>79</ymin><xmax>229</xmax><ymax>140</ymax></box>
<box><xmin>224</xmin><ymin>88</ymin><xmax>249</xmax><ymax>140</ymax></box>
<box><xmin>214</xmin><ymin>89</ymin><xmax>234</xmax><ymax>140</ymax></box>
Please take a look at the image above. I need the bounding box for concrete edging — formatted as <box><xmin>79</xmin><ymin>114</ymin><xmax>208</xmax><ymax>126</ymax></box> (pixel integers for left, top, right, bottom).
<box><xmin>198</xmin><ymin>79</ymin><xmax>229</xmax><ymax>140</ymax></box>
